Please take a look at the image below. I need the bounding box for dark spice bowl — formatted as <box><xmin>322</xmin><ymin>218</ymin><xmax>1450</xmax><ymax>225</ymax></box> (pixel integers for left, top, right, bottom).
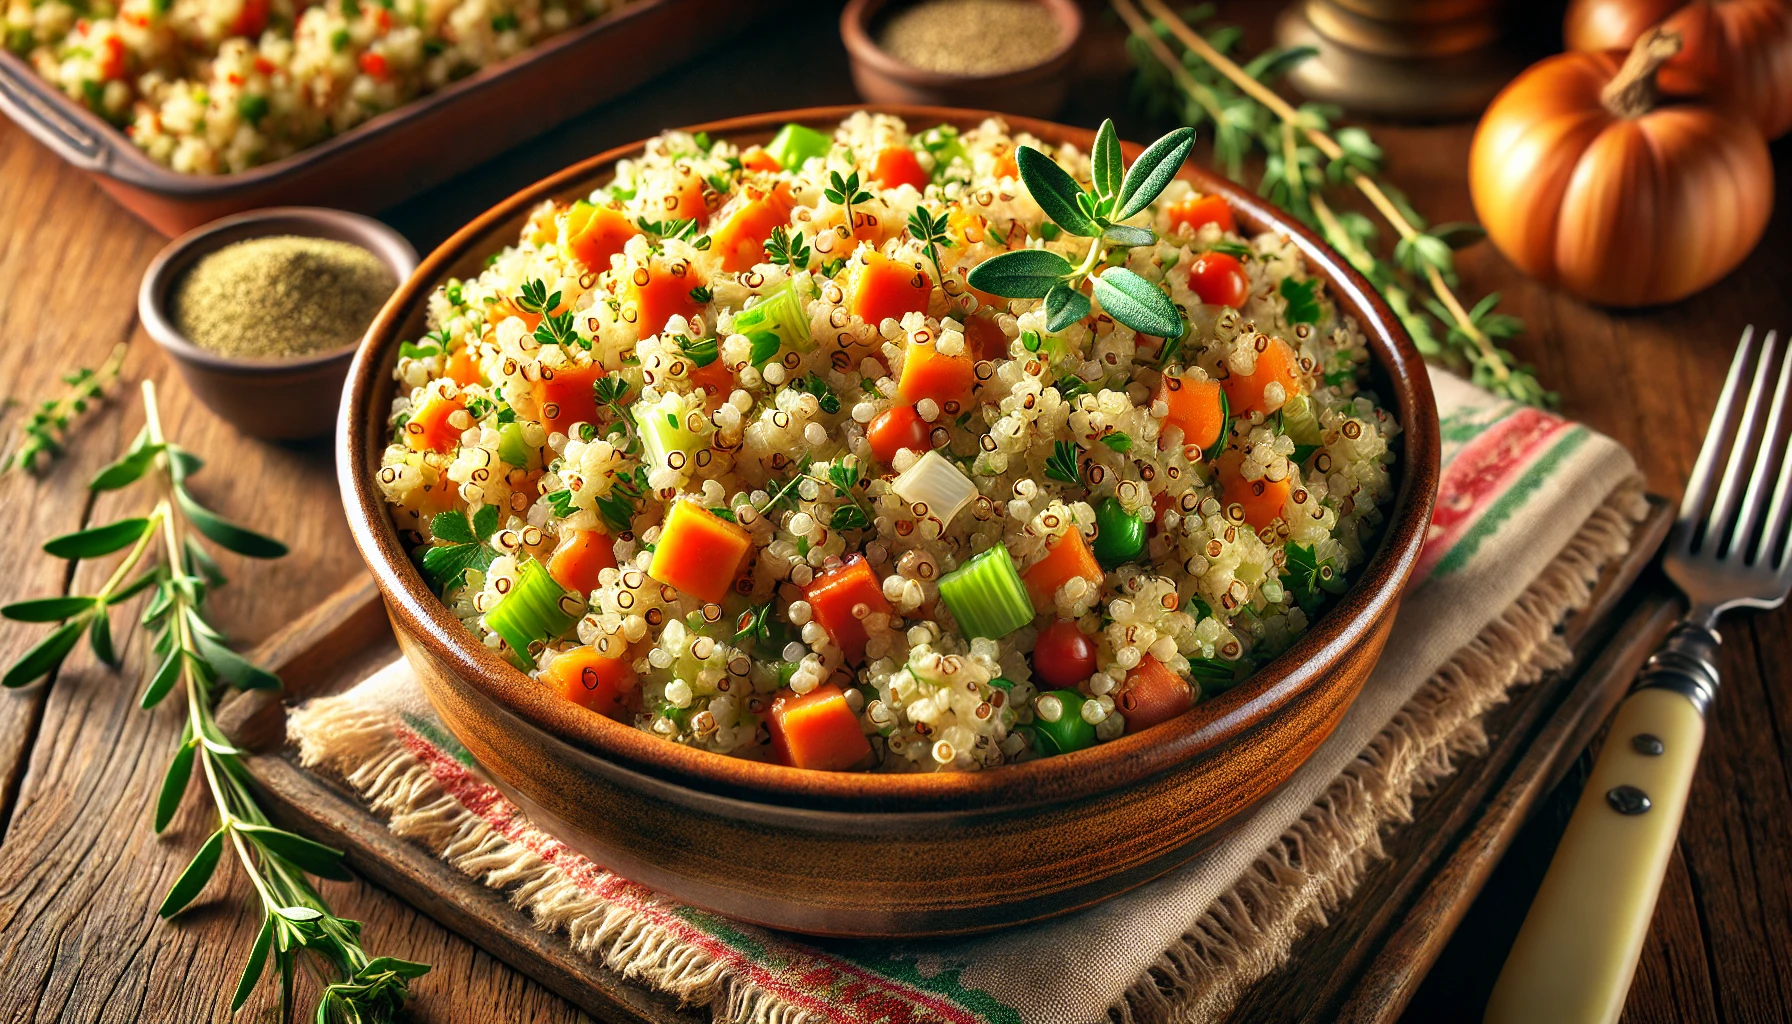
<box><xmin>841</xmin><ymin>0</ymin><xmax>1083</xmax><ymax>117</ymax></box>
<box><xmin>140</xmin><ymin>207</ymin><xmax>417</xmax><ymax>441</ymax></box>
<box><xmin>339</xmin><ymin>106</ymin><xmax>1440</xmax><ymax>937</ymax></box>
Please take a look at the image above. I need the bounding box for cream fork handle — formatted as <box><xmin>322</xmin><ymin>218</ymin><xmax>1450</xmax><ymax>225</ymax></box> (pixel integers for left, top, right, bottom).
<box><xmin>1485</xmin><ymin>625</ymin><xmax>1718</xmax><ymax>1024</ymax></box>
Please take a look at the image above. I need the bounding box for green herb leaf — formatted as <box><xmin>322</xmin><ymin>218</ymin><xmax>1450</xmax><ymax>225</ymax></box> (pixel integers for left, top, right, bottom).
<box><xmin>966</xmin><ymin>248</ymin><xmax>1074</xmax><ymax>299</ymax></box>
<box><xmin>1115</xmin><ymin>126</ymin><xmax>1196</xmax><ymax>221</ymax></box>
<box><xmin>141</xmin><ymin>648</ymin><xmax>182</xmax><ymax>709</ymax></box>
<box><xmin>1291</xmin><ymin>442</ymin><xmax>1321</xmax><ymax>464</ymax></box>
<box><xmin>192</xmin><ymin>629</ymin><xmax>281</xmax><ymax>690</ymax></box>
<box><xmin>1045</xmin><ymin>440</ymin><xmax>1080</xmax><ymax>484</ymax></box>
<box><xmin>274</xmin><ymin>905</ymin><xmax>324</xmax><ymax>922</ymax></box>
<box><xmin>1091</xmin><ymin>118</ymin><xmax>1124</xmax><ymax>200</ymax></box>
<box><xmin>2</xmin><ymin>617</ymin><xmax>86</xmax><ymax>688</ymax></box>
<box><xmin>174</xmin><ymin>488</ymin><xmax>288</xmax><ymax>558</ymax></box>
<box><xmin>747</xmin><ymin>330</ymin><xmax>782</xmax><ymax>367</ymax></box>
<box><xmin>154</xmin><ymin>736</ymin><xmax>195</xmax><ymax>832</ymax></box>
<box><xmin>44</xmin><ymin>516</ymin><xmax>152</xmax><ymax>559</ymax></box>
<box><xmin>88</xmin><ymin>610</ymin><xmax>116</xmax><ymax>667</ymax></box>
<box><xmin>2</xmin><ymin>594</ymin><xmax>98</xmax><ymax>622</ymax></box>
<box><xmin>1428</xmin><ymin>221</ymin><xmax>1486</xmax><ymax>250</ymax></box>
<box><xmin>1100</xmin><ymin>222</ymin><xmax>1156</xmax><ymax>248</ymax></box>
<box><xmin>830</xmin><ymin>504</ymin><xmax>869</xmax><ymax>531</ymax></box>
<box><xmin>90</xmin><ymin>438</ymin><xmax>164</xmax><ymax>491</ymax></box>
<box><xmin>158</xmin><ymin>827</ymin><xmax>225</xmax><ymax>917</ymax></box>
<box><xmin>1099</xmin><ymin>432</ymin><xmax>1134</xmax><ymax>453</ymax></box>
<box><xmin>430</xmin><ymin>510</ymin><xmax>474</xmax><ymax>544</ymax></box>
<box><xmin>237</xmin><ymin>823</ymin><xmax>352</xmax><ymax>881</ymax></box>
<box><xmin>1279</xmin><ymin>276</ymin><xmax>1322</xmax><ymax>325</ymax></box>
<box><xmin>1015</xmin><ymin>146</ymin><xmax>1100</xmax><ymax>237</ymax></box>
<box><xmin>231</xmin><ymin>915</ymin><xmax>275</xmax><ymax>1011</ymax></box>
<box><xmin>1093</xmin><ymin>267</ymin><xmax>1184</xmax><ymax>338</ymax></box>
<box><xmin>1043</xmin><ymin>283</ymin><xmax>1092</xmax><ymax>333</ymax></box>
<box><xmin>1205</xmin><ymin>387</ymin><xmax>1231</xmax><ymax>462</ymax></box>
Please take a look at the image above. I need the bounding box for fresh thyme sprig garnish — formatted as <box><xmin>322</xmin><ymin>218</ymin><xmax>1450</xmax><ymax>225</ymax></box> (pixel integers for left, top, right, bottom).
<box><xmin>1115</xmin><ymin>0</ymin><xmax>1551</xmax><ymax>405</ymax></box>
<box><xmin>515</xmin><ymin>279</ymin><xmax>583</xmax><ymax>349</ymax></box>
<box><xmin>1</xmin><ymin>380</ymin><xmax>428</xmax><ymax>1021</ymax></box>
<box><xmin>765</xmin><ymin>226</ymin><xmax>811</xmax><ymax>274</ymax></box>
<box><xmin>906</xmin><ymin>205</ymin><xmax>956</xmax><ymax>286</ymax></box>
<box><xmin>824</xmin><ymin>169</ymin><xmax>874</xmax><ymax>233</ymax></box>
<box><xmin>965</xmin><ymin>119</ymin><xmax>1194</xmax><ymax>338</ymax></box>
<box><xmin>4</xmin><ymin>342</ymin><xmax>128</xmax><ymax>475</ymax></box>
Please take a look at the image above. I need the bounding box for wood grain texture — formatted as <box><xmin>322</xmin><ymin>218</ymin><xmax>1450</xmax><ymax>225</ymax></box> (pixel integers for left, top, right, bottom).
<box><xmin>0</xmin><ymin>1</ymin><xmax>1789</xmax><ymax>1020</ymax></box>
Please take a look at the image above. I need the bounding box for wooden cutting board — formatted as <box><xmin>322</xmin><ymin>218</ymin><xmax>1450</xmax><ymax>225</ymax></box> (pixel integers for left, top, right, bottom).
<box><xmin>213</xmin><ymin>499</ymin><xmax>1674</xmax><ymax>1024</ymax></box>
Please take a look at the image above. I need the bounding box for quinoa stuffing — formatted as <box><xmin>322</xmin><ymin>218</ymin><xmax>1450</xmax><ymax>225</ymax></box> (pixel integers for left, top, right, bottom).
<box><xmin>376</xmin><ymin>112</ymin><xmax>1400</xmax><ymax>773</ymax></box>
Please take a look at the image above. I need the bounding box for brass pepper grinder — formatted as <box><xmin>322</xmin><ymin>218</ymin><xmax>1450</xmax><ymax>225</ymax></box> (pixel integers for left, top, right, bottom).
<box><xmin>1275</xmin><ymin>0</ymin><xmax>1523</xmax><ymax>119</ymax></box>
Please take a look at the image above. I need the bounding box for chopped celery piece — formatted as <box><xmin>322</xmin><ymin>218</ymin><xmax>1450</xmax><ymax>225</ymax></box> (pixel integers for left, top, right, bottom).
<box><xmin>497</xmin><ymin>422</ymin><xmax>534</xmax><ymax>469</ymax></box>
<box><xmin>486</xmin><ymin>559</ymin><xmax>581</xmax><ymax>656</ymax></box>
<box><xmin>892</xmin><ymin>450</ymin><xmax>975</xmax><ymax>526</ymax></box>
<box><xmin>730</xmin><ymin>277</ymin><xmax>814</xmax><ymax>351</ymax></box>
<box><xmin>633</xmin><ymin>395</ymin><xmax>699</xmax><ymax>472</ymax></box>
<box><xmin>764</xmin><ymin>122</ymin><xmax>831</xmax><ymax>171</ymax></box>
<box><xmin>938</xmin><ymin>545</ymin><xmax>1034</xmax><ymax>640</ymax></box>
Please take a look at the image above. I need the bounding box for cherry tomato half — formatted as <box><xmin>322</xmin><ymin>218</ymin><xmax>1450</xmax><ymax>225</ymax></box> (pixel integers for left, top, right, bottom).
<box><xmin>1188</xmin><ymin>252</ymin><xmax>1250</xmax><ymax>308</ymax></box>
<box><xmin>867</xmin><ymin>404</ymin><xmax>930</xmax><ymax>466</ymax></box>
<box><xmin>1032</xmin><ymin>618</ymin><xmax>1097</xmax><ymax>689</ymax></box>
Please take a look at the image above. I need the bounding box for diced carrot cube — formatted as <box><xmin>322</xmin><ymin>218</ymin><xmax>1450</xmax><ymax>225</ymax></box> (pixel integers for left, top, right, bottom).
<box><xmin>1217</xmin><ymin>450</ymin><xmax>1293</xmax><ymax>529</ymax></box>
<box><xmin>444</xmin><ymin>346</ymin><xmax>482</xmax><ymax>387</ymax></box>
<box><xmin>711</xmin><ymin>182</ymin><xmax>794</xmax><ymax>273</ymax></box>
<box><xmin>1022</xmin><ymin>529</ymin><xmax>1104</xmax><ymax>611</ymax></box>
<box><xmin>992</xmin><ymin>150</ymin><xmax>1018</xmax><ymax>180</ymax></box>
<box><xmin>963</xmin><ymin>313</ymin><xmax>1008</xmax><ymax>362</ymax></box>
<box><xmin>1155</xmin><ymin>374</ymin><xmax>1225</xmax><ymax>453</ymax></box>
<box><xmin>627</xmin><ymin>259</ymin><xmax>705</xmax><ymax>338</ymax></box>
<box><xmin>1221</xmin><ymin>336</ymin><xmax>1303</xmax><ymax>417</ymax></box>
<box><xmin>547</xmin><ymin>528</ymin><xmax>617</xmax><ymax>597</ymax></box>
<box><xmin>564</xmin><ymin>201</ymin><xmax>641</xmax><ymax>272</ymax></box>
<box><xmin>669</xmin><ymin>172</ymin><xmax>709</xmax><ymax>225</ymax></box>
<box><xmin>689</xmin><ymin>358</ymin><xmax>734</xmax><ymax>410</ymax></box>
<box><xmin>530</xmin><ymin>361</ymin><xmax>606</xmax><ymax>437</ymax></box>
<box><xmin>543</xmin><ymin>645</ymin><xmax>639</xmax><ymax>722</ymax></box>
<box><xmin>895</xmin><ymin>331</ymin><xmax>974</xmax><ymax>411</ymax></box>
<box><xmin>767</xmin><ymin>684</ymin><xmax>871</xmax><ymax>771</ymax></box>
<box><xmin>649</xmin><ymin>500</ymin><xmax>752</xmax><ymax>604</ymax></box>
<box><xmin>487</xmin><ymin>296</ymin><xmax>542</xmax><ymax>331</ymax></box>
<box><xmin>851</xmin><ymin>252</ymin><xmax>932</xmax><ymax>328</ymax></box>
<box><xmin>741</xmin><ymin>146</ymin><xmax>783</xmax><ymax>173</ymax></box>
<box><xmin>803</xmin><ymin>555</ymin><xmax>891</xmax><ymax>665</ymax></box>
<box><xmin>402</xmin><ymin>395</ymin><xmax>464</xmax><ymax>453</ymax></box>
<box><xmin>870</xmin><ymin>146</ymin><xmax>929</xmax><ymax>192</ymax></box>
<box><xmin>1118</xmin><ymin>655</ymin><xmax>1194</xmax><ymax>733</ymax></box>
<box><xmin>1165</xmin><ymin>194</ymin><xmax>1235</xmax><ymax>237</ymax></box>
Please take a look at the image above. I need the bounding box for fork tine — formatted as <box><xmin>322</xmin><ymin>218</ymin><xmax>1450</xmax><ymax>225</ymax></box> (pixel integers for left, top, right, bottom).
<box><xmin>1678</xmin><ymin>326</ymin><xmax>1757</xmax><ymax>548</ymax></box>
<box><xmin>1700</xmin><ymin>328</ymin><xmax>1775</xmax><ymax>555</ymax></box>
<box><xmin>1734</xmin><ymin>332</ymin><xmax>1789</xmax><ymax>562</ymax></box>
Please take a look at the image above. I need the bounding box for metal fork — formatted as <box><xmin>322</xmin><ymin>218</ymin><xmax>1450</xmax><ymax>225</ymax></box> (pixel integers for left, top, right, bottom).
<box><xmin>1486</xmin><ymin>326</ymin><xmax>1792</xmax><ymax>1024</ymax></box>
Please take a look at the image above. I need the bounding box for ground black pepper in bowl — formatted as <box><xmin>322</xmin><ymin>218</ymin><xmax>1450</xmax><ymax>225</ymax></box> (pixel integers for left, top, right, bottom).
<box><xmin>170</xmin><ymin>236</ymin><xmax>397</xmax><ymax>360</ymax></box>
<box><xmin>877</xmin><ymin>0</ymin><xmax>1065</xmax><ymax>75</ymax></box>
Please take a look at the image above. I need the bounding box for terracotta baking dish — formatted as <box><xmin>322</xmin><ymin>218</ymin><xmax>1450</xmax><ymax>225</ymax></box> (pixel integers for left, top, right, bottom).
<box><xmin>0</xmin><ymin>0</ymin><xmax>772</xmax><ymax>236</ymax></box>
<box><xmin>338</xmin><ymin>105</ymin><xmax>1440</xmax><ymax>937</ymax></box>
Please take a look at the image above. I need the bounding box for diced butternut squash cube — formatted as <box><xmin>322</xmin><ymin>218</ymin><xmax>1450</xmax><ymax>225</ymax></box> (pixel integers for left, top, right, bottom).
<box><xmin>740</xmin><ymin>146</ymin><xmax>783</xmax><ymax>173</ymax></box>
<box><xmin>543</xmin><ymin>645</ymin><xmax>639</xmax><ymax>722</ymax></box>
<box><xmin>711</xmin><ymin>182</ymin><xmax>794</xmax><ymax>273</ymax></box>
<box><xmin>531</xmin><ymin>361</ymin><xmax>606</xmax><ymax>438</ymax></box>
<box><xmin>564</xmin><ymin>201</ymin><xmax>641</xmax><ymax>272</ymax></box>
<box><xmin>1022</xmin><ymin>529</ymin><xmax>1104</xmax><ymax>611</ymax></box>
<box><xmin>767</xmin><ymin>684</ymin><xmax>871</xmax><ymax>771</ymax></box>
<box><xmin>1118</xmin><ymin>655</ymin><xmax>1194</xmax><ymax>733</ymax></box>
<box><xmin>851</xmin><ymin>252</ymin><xmax>932</xmax><ymax>328</ymax></box>
<box><xmin>649</xmin><ymin>500</ymin><xmax>752</xmax><ymax>604</ymax></box>
<box><xmin>402</xmin><ymin>395</ymin><xmax>464</xmax><ymax>453</ymax></box>
<box><xmin>870</xmin><ymin>145</ymin><xmax>929</xmax><ymax>191</ymax></box>
<box><xmin>1155</xmin><ymin>374</ymin><xmax>1226</xmax><ymax>453</ymax></box>
<box><xmin>1221</xmin><ymin>337</ymin><xmax>1303</xmax><ymax>417</ymax></box>
<box><xmin>1217</xmin><ymin>450</ymin><xmax>1293</xmax><ymax>530</ymax></box>
<box><xmin>444</xmin><ymin>347</ymin><xmax>482</xmax><ymax>387</ymax></box>
<box><xmin>895</xmin><ymin>332</ymin><xmax>974</xmax><ymax>411</ymax></box>
<box><xmin>547</xmin><ymin>529</ymin><xmax>617</xmax><ymax>597</ymax></box>
<box><xmin>803</xmin><ymin>555</ymin><xmax>891</xmax><ymax>665</ymax></box>
<box><xmin>627</xmin><ymin>259</ymin><xmax>705</xmax><ymax>338</ymax></box>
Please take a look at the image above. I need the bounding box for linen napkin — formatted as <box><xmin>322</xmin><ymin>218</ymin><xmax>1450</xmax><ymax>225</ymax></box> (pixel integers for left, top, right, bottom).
<box><xmin>290</xmin><ymin>368</ymin><xmax>1648</xmax><ymax>1024</ymax></box>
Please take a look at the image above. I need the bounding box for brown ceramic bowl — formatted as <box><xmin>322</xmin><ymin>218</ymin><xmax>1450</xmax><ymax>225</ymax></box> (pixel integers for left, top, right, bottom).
<box><xmin>841</xmin><ymin>0</ymin><xmax>1083</xmax><ymax>117</ymax></box>
<box><xmin>339</xmin><ymin>105</ymin><xmax>1439</xmax><ymax>937</ymax></box>
<box><xmin>141</xmin><ymin>207</ymin><xmax>417</xmax><ymax>441</ymax></box>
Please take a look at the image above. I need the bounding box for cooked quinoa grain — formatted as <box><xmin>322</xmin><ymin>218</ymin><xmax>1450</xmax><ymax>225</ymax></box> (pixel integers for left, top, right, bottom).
<box><xmin>379</xmin><ymin>113</ymin><xmax>1400</xmax><ymax>772</ymax></box>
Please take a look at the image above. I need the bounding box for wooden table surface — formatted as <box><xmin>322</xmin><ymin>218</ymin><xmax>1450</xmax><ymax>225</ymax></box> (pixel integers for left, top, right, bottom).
<box><xmin>1</xmin><ymin>4</ymin><xmax>1788</xmax><ymax>1022</ymax></box>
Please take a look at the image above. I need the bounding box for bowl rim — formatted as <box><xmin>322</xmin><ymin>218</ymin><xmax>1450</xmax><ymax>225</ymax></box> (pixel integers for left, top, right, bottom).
<box><xmin>140</xmin><ymin>206</ymin><xmax>419</xmax><ymax>376</ymax></box>
<box><xmin>839</xmin><ymin>0</ymin><xmax>1084</xmax><ymax>87</ymax></box>
<box><xmin>339</xmin><ymin>104</ymin><xmax>1439</xmax><ymax>812</ymax></box>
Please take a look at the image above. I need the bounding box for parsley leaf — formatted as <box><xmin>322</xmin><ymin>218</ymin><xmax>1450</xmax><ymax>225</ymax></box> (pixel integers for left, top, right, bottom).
<box><xmin>1099</xmin><ymin>431</ymin><xmax>1134</xmax><ymax>454</ymax></box>
<box><xmin>796</xmin><ymin>373</ymin><xmax>840</xmax><ymax>414</ymax></box>
<box><xmin>1280</xmin><ymin>277</ymin><xmax>1322</xmax><ymax>325</ymax></box>
<box><xmin>420</xmin><ymin>507</ymin><xmax>500</xmax><ymax>592</ymax></box>
<box><xmin>830</xmin><ymin>504</ymin><xmax>869</xmax><ymax>531</ymax></box>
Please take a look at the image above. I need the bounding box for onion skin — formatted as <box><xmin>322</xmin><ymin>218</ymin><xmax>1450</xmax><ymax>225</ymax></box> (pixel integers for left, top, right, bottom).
<box><xmin>1469</xmin><ymin>39</ymin><xmax>1773</xmax><ymax>307</ymax></box>
<box><xmin>1565</xmin><ymin>0</ymin><xmax>1792</xmax><ymax>139</ymax></box>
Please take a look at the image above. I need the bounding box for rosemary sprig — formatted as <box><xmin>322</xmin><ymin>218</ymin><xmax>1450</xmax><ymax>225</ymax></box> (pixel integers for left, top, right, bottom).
<box><xmin>1115</xmin><ymin>0</ymin><xmax>1552</xmax><ymax>406</ymax></box>
<box><xmin>4</xmin><ymin>342</ymin><xmax>128</xmax><ymax>475</ymax></box>
<box><xmin>0</xmin><ymin>381</ymin><xmax>428</xmax><ymax>1022</ymax></box>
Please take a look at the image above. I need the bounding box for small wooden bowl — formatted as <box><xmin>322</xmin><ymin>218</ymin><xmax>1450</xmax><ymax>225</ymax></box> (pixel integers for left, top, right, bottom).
<box><xmin>339</xmin><ymin>106</ymin><xmax>1440</xmax><ymax>937</ymax></box>
<box><xmin>140</xmin><ymin>207</ymin><xmax>416</xmax><ymax>441</ymax></box>
<box><xmin>840</xmin><ymin>0</ymin><xmax>1083</xmax><ymax>117</ymax></box>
